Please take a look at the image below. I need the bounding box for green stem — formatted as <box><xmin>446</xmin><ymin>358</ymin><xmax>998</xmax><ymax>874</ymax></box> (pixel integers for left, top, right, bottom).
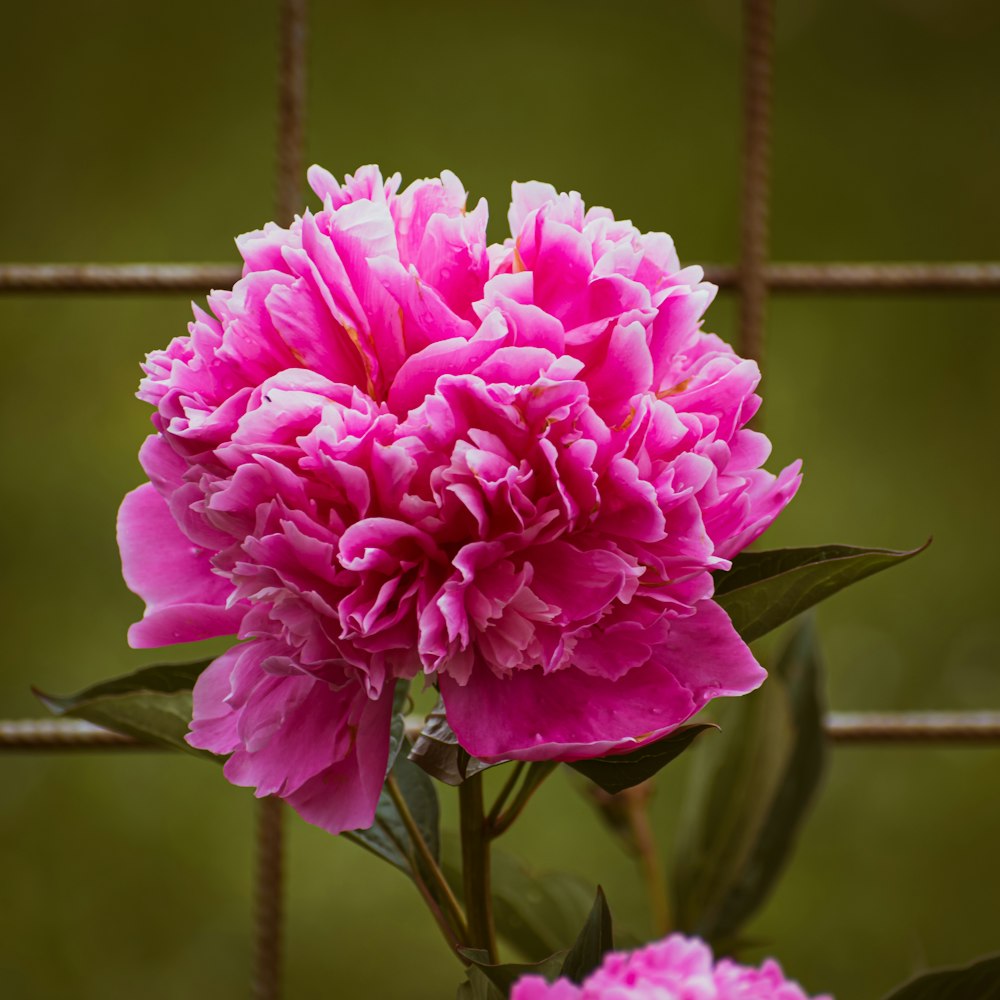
<box><xmin>386</xmin><ymin>774</ymin><xmax>469</xmax><ymax>944</ymax></box>
<box><xmin>411</xmin><ymin>874</ymin><xmax>469</xmax><ymax>960</ymax></box>
<box><xmin>621</xmin><ymin>787</ymin><xmax>672</xmax><ymax>935</ymax></box>
<box><xmin>458</xmin><ymin>772</ymin><xmax>498</xmax><ymax>961</ymax></box>
<box><xmin>485</xmin><ymin>761</ymin><xmax>526</xmax><ymax>830</ymax></box>
<box><xmin>489</xmin><ymin>761</ymin><xmax>557</xmax><ymax>839</ymax></box>
<box><xmin>375</xmin><ymin>816</ymin><xmax>466</xmax><ymax>961</ymax></box>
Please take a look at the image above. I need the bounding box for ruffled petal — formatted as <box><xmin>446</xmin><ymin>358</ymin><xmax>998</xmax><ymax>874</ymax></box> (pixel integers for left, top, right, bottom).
<box><xmin>125</xmin><ymin>166</ymin><xmax>801</xmax><ymax>837</ymax></box>
<box><xmin>440</xmin><ymin>600</ymin><xmax>764</xmax><ymax>762</ymax></box>
<box><xmin>117</xmin><ymin>483</ymin><xmax>244</xmax><ymax>647</ymax></box>
<box><xmin>189</xmin><ymin>641</ymin><xmax>396</xmax><ymax>835</ymax></box>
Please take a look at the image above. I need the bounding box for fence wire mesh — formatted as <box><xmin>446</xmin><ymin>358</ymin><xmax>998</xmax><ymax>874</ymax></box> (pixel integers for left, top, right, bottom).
<box><xmin>2</xmin><ymin>1</ymin><xmax>999</xmax><ymax>997</ymax></box>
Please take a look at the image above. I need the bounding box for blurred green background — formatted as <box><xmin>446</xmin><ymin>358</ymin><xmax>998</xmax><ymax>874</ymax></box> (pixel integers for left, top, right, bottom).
<box><xmin>2</xmin><ymin>1</ymin><xmax>999</xmax><ymax>997</ymax></box>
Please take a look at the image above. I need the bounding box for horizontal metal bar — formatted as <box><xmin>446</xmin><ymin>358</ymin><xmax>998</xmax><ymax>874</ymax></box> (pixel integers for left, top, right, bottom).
<box><xmin>826</xmin><ymin>711</ymin><xmax>1000</xmax><ymax>744</ymax></box>
<box><xmin>0</xmin><ymin>263</ymin><xmax>242</xmax><ymax>293</ymax></box>
<box><xmin>705</xmin><ymin>262</ymin><xmax>1000</xmax><ymax>291</ymax></box>
<box><xmin>3</xmin><ymin>714</ymin><xmax>1000</xmax><ymax>752</ymax></box>
<box><xmin>0</xmin><ymin>718</ymin><xmax>150</xmax><ymax>749</ymax></box>
<box><xmin>1</xmin><ymin>262</ymin><xmax>999</xmax><ymax>295</ymax></box>
<box><xmin>772</xmin><ymin>262</ymin><xmax>1000</xmax><ymax>291</ymax></box>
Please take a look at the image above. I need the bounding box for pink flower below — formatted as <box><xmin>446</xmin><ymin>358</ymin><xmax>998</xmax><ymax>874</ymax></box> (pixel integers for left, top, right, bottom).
<box><xmin>118</xmin><ymin>165</ymin><xmax>801</xmax><ymax>835</ymax></box>
<box><xmin>511</xmin><ymin>935</ymin><xmax>831</xmax><ymax>1000</ymax></box>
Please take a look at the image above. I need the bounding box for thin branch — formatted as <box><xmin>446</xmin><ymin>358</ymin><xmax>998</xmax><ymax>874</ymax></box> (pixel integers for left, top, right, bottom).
<box><xmin>385</xmin><ymin>773</ymin><xmax>469</xmax><ymax>943</ymax></box>
<box><xmin>485</xmin><ymin>761</ymin><xmax>525</xmax><ymax>830</ymax></box>
<box><xmin>374</xmin><ymin>815</ymin><xmax>467</xmax><ymax>961</ymax></box>
<box><xmin>489</xmin><ymin>762</ymin><xmax>557</xmax><ymax>839</ymax></box>
<box><xmin>620</xmin><ymin>786</ymin><xmax>671</xmax><ymax>936</ymax></box>
<box><xmin>409</xmin><ymin>869</ymin><xmax>467</xmax><ymax>959</ymax></box>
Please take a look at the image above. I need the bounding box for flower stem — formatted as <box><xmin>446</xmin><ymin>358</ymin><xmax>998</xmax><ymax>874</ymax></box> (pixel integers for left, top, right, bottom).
<box><xmin>488</xmin><ymin>761</ymin><xmax>557</xmax><ymax>839</ymax></box>
<box><xmin>485</xmin><ymin>761</ymin><xmax>525</xmax><ymax>830</ymax></box>
<box><xmin>458</xmin><ymin>772</ymin><xmax>498</xmax><ymax>962</ymax></box>
<box><xmin>375</xmin><ymin>815</ymin><xmax>466</xmax><ymax>960</ymax></box>
<box><xmin>385</xmin><ymin>774</ymin><xmax>469</xmax><ymax>944</ymax></box>
<box><xmin>621</xmin><ymin>786</ymin><xmax>672</xmax><ymax>935</ymax></box>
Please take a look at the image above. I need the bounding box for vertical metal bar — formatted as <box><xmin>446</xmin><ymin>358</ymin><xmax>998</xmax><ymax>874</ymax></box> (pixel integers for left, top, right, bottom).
<box><xmin>276</xmin><ymin>0</ymin><xmax>308</xmax><ymax>223</ymax></box>
<box><xmin>251</xmin><ymin>2</ymin><xmax>308</xmax><ymax>998</ymax></box>
<box><xmin>738</xmin><ymin>0</ymin><xmax>775</xmax><ymax>366</ymax></box>
<box><xmin>252</xmin><ymin>797</ymin><xmax>285</xmax><ymax>1000</ymax></box>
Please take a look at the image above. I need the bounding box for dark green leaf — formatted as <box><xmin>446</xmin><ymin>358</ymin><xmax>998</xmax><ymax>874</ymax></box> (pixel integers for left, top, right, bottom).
<box><xmin>408</xmin><ymin>698</ymin><xmax>501</xmax><ymax>785</ymax></box>
<box><xmin>560</xmin><ymin>887</ymin><xmax>614</xmax><ymax>984</ymax></box>
<box><xmin>344</xmin><ymin>750</ymin><xmax>440</xmax><ymax>875</ymax></box>
<box><xmin>714</xmin><ymin>542</ymin><xmax>927</xmax><ymax>642</ymax></box>
<box><xmin>36</xmin><ymin>660</ymin><xmax>209</xmax><ymax>704</ymax></box>
<box><xmin>569</xmin><ymin>725</ymin><xmax>717</xmax><ymax>794</ymax></box>
<box><xmin>671</xmin><ymin>618</ymin><xmax>827</xmax><ymax>943</ymax></box>
<box><xmin>456</xmin><ymin>965</ymin><xmax>506</xmax><ymax>1000</ymax></box>
<box><xmin>34</xmin><ymin>660</ymin><xmax>212</xmax><ymax>757</ymax></box>
<box><xmin>385</xmin><ymin>681</ymin><xmax>411</xmax><ymax>777</ymax></box>
<box><xmin>492</xmin><ymin>854</ymin><xmax>595</xmax><ymax>962</ymax></box>
<box><xmin>459</xmin><ymin>951</ymin><xmax>566</xmax><ymax>997</ymax></box>
<box><xmin>882</xmin><ymin>953</ymin><xmax>1000</xmax><ymax>1000</ymax></box>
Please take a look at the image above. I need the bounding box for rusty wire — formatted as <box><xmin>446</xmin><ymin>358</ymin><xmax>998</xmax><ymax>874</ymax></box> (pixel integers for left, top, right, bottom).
<box><xmin>756</xmin><ymin>261</ymin><xmax>1000</xmax><ymax>291</ymax></box>
<box><xmin>0</xmin><ymin>718</ymin><xmax>146</xmax><ymax>749</ymax></box>
<box><xmin>276</xmin><ymin>0</ymin><xmax>307</xmax><ymax>225</ymax></box>
<box><xmin>0</xmin><ymin>263</ymin><xmax>242</xmax><ymax>293</ymax></box>
<box><xmin>826</xmin><ymin>712</ymin><xmax>1000</xmax><ymax>744</ymax></box>
<box><xmin>704</xmin><ymin>262</ymin><xmax>1000</xmax><ymax>292</ymax></box>
<box><xmin>5</xmin><ymin>261</ymin><xmax>1000</xmax><ymax>295</ymax></box>
<box><xmin>249</xmin><ymin>3</ymin><xmax>308</xmax><ymax>998</ymax></box>
<box><xmin>738</xmin><ymin>0</ymin><xmax>774</xmax><ymax>364</ymax></box>
<box><xmin>5</xmin><ymin>714</ymin><xmax>1000</xmax><ymax>752</ymax></box>
<box><xmin>253</xmin><ymin>797</ymin><xmax>285</xmax><ymax>1000</ymax></box>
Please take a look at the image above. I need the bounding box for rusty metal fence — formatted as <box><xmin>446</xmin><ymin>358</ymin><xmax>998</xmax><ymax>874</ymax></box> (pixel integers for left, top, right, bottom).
<box><xmin>2</xmin><ymin>0</ymin><xmax>999</xmax><ymax>997</ymax></box>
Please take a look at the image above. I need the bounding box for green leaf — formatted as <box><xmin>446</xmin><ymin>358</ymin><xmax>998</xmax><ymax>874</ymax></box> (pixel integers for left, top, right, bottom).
<box><xmin>560</xmin><ymin>887</ymin><xmax>614</xmax><ymax>984</ymax></box>
<box><xmin>714</xmin><ymin>542</ymin><xmax>928</xmax><ymax>642</ymax></box>
<box><xmin>459</xmin><ymin>951</ymin><xmax>566</xmax><ymax>997</ymax></box>
<box><xmin>408</xmin><ymin>697</ymin><xmax>500</xmax><ymax>785</ymax></box>
<box><xmin>385</xmin><ymin>681</ymin><xmax>412</xmax><ymax>777</ymax></box>
<box><xmin>456</xmin><ymin>965</ymin><xmax>506</xmax><ymax>1000</ymax></box>
<box><xmin>882</xmin><ymin>953</ymin><xmax>1000</xmax><ymax>999</ymax></box>
<box><xmin>492</xmin><ymin>854</ymin><xmax>596</xmax><ymax>962</ymax></box>
<box><xmin>568</xmin><ymin>724</ymin><xmax>717</xmax><ymax>794</ymax></box>
<box><xmin>34</xmin><ymin>659</ymin><xmax>212</xmax><ymax>757</ymax></box>
<box><xmin>344</xmin><ymin>750</ymin><xmax>440</xmax><ymax>876</ymax></box>
<box><xmin>671</xmin><ymin>618</ymin><xmax>827</xmax><ymax>943</ymax></box>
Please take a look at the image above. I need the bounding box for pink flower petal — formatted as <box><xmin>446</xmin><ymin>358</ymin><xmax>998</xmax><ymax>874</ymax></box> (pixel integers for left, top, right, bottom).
<box><xmin>117</xmin><ymin>484</ymin><xmax>243</xmax><ymax>647</ymax></box>
<box><xmin>124</xmin><ymin>166</ymin><xmax>801</xmax><ymax>835</ymax></box>
<box><xmin>441</xmin><ymin>600</ymin><xmax>764</xmax><ymax>762</ymax></box>
<box><xmin>188</xmin><ymin>641</ymin><xmax>396</xmax><ymax>834</ymax></box>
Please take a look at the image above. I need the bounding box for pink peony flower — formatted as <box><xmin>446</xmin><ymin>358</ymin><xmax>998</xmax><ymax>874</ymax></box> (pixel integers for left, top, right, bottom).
<box><xmin>511</xmin><ymin>934</ymin><xmax>831</xmax><ymax>1000</ymax></box>
<box><xmin>118</xmin><ymin>165</ymin><xmax>801</xmax><ymax>834</ymax></box>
